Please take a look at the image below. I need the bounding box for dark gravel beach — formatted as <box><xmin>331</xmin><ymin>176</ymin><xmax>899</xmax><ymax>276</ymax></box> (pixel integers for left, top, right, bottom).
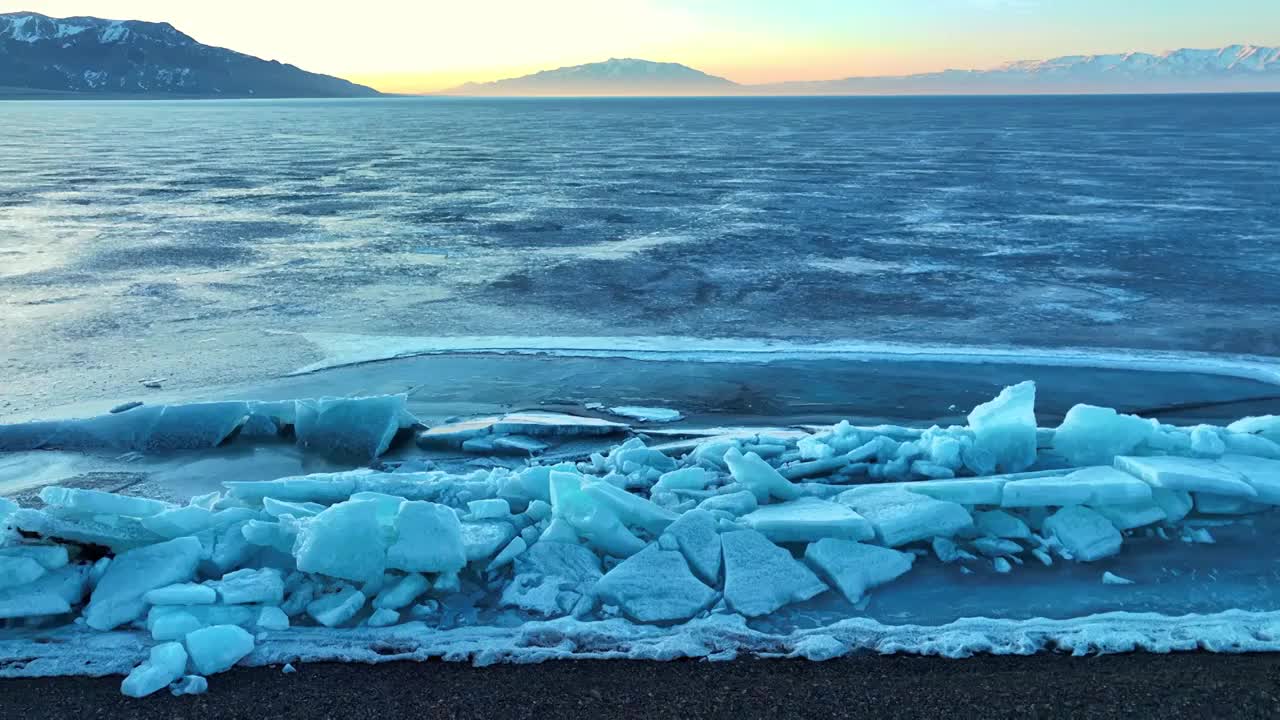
<box><xmin>3</xmin><ymin>654</ymin><xmax>1280</xmax><ymax>719</ymax></box>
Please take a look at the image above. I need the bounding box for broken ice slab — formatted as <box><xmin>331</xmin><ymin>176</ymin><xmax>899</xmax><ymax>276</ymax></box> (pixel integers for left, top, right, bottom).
<box><xmin>721</xmin><ymin>529</ymin><xmax>827</xmax><ymax>618</ymax></box>
<box><xmin>84</xmin><ymin>536</ymin><xmax>204</xmax><ymax>630</ymax></box>
<box><xmin>837</xmin><ymin>487</ymin><xmax>972</xmax><ymax>547</ymax></box>
<box><xmin>294</xmin><ymin>395</ymin><xmax>415</xmax><ymax>461</ymax></box>
<box><xmin>967</xmin><ymin>380</ymin><xmax>1037</xmax><ymax>474</ymax></box>
<box><xmin>1001</xmin><ymin>467</ymin><xmax>1152</xmax><ymax>508</ymax></box>
<box><xmin>294</xmin><ymin>500</ymin><xmax>388</xmax><ymax>583</ymax></box>
<box><xmin>39</xmin><ymin>486</ymin><xmax>175</xmax><ymax>519</ymax></box>
<box><xmin>10</xmin><ymin>508</ymin><xmax>166</xmax><ymax>552</ymax></box>
<box><xmin>0</xmin><ymin>403</ymin><xmax>250</xmax><ymax>453</ymax></box>
<box><xmin>1051</xmin><ymin>404</ymin><xmax>1155</xmax><ymax>467</ymax></box>
<box><xmin>491</xmin><ymin>435</ymin><xmax>550</xmax><ymax>455</ymax></box>
<box><xmin>0</xmin><ymin>395</ymin><xmax>416</xmax><ymax>459</ymax></box>
<box><xmin>415</xmin><ymin>417</ymin><xmax>500</xmax><ymax>447</ymax></box>
<box><xmin>121</xmin><ymin>641</ymin><xmax>187</xmax><ymax>698</ymax></box>
<box><xmin>1228</xmin><ymin>416</ymin><xmax>1280</xmax><ymax>443</ymax></box>
<box><xmin>492</xmin><ymin>412</ymin><xmax>628</xmax><ymax>437</ymax></box>
<box><xmin>1043</xmin><ymin>506</ymin><xmax>1122</xmax><ymax>562</ymax></box>
<box><xmin>1114</xmin><ymin>455</ymin><xmax>1258</xmax><ymax>498</ymax></box>
<box><xmin>592</xmin><ymin>544</ymin><xmax>716</xmax><ymax>623</ymax></box>
<box><xmin>606</xmin><ymin>406</ymin><xmax>684</xmax><ymax>423</ymax></box>
<box><xmin>417</xmin><ymin>411</ymin><xmax>628</xmax><ymax>451</ymax></box>
<box><xmin>804</xmin><ymin>539</ymin><xmax>915</xmax><ymax>604</ymax></box>
<box><xmin>901</xmin><ymin>477</ymin><xmax>1009</xmax><ymax>506</ymax></box>
<box><xmin>185</xmin><ymin>624</ymin><xmax>255</xmax><ymax>675</ymax></box>
<box><xmin>741</xmin><ymin>497</ymin><xmax>875</xmax><ymax>543</ymax></box>
<box><xmin>1215</xmin><ymin>455</ymin><xmax>1280</xmax><ymax>504</ymax></box>
<box><xmin>0</xmin><ymin>564</ymin><xmax>90</xmax><ymax>619</ymax></box>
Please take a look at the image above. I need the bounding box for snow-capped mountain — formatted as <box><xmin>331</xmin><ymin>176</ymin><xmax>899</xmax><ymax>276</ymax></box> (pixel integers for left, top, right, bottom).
<box><xmin>444</xmin><ymin>58</ymin><xmax>738</xmax><ymax>96</ymax></box>
<box><xmin>762</xmin><ymin>45</ymin><xmax>1280</xmax><ymax>95</ymax></box>
<box><xmin>447</xmin><ymin>46</ymin><xmax>1280</xmax><ymax>96</ymax></box>
<box><xmin>0</xmin><ymin>12</ymin><xmax>379</xmax><ymax>97</ymax></box>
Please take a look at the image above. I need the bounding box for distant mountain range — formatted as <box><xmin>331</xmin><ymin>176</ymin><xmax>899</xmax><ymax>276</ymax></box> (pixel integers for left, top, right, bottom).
<box><xmin>448</xmin><ymin>46</ymin><xmax>1280</xmax><ymax>96</ymax></box>
<box><xmin>446</xmin><ymin>58</ymin><xmax>736</xmax><ymax>96</ymax></box>
<box><xmin>2</xmin><ymin>12</ymin><xmax>1277</xmax><ymax>99</ymax></box>
<box><xmin>0</xmin><ymin>12</ymin><xmax>379</xmax><ymax>98</ymax></box>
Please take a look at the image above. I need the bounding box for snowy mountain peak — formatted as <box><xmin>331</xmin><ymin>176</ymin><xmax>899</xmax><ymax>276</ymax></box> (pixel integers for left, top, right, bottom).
<box><xmin>993</xmin><ymin>45</ymin><xmax>1280</xmax><ymax>76</ymax></box>
<box><xmin>0</xmin><ymin>12</ymin><xmax>193</xmax><ymax>46</ymax></box>
<box><xmin>0</xmin><ymin>11</ymin><xmax>377</xmax><ymax>98</ymax></box>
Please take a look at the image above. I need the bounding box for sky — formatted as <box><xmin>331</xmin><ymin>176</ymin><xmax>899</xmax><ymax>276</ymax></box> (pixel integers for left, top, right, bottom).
<box><xmin>7</xmin><ymin>1</ymin><xmax>1279</xmax><ymax>93</ymax></box>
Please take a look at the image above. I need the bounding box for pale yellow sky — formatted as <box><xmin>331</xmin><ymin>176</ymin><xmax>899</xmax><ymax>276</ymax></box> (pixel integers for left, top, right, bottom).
<box><xmin>8</xmin><ymin>1</ymin><xmax>1277</xmax><ymax>93</ymax></box>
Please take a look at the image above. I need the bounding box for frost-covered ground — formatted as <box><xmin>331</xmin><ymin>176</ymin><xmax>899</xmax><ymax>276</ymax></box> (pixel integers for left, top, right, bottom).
<box><xmin>3</xmin><ymin>95</ymin><xmax>1280</xmax><ymax>413</ymax></box>
<box><xmin>2</xmin><ymin>363</ymin><xmax>1280</xmax><ymax>698</ymax></box>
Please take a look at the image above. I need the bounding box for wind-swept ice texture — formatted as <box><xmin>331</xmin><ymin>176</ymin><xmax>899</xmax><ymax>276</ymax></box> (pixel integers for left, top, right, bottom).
<box><xmin>5</xmin><ymin>381</ymin><xmax>1280</xmax><ymax>697</ymax></box>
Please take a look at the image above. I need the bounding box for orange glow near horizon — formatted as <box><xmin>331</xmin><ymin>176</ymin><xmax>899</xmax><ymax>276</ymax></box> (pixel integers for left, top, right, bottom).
<box><xmin>7</xmin><ymin>0</ymin><xmax>1280</xmax><ymax>94</ymax></box>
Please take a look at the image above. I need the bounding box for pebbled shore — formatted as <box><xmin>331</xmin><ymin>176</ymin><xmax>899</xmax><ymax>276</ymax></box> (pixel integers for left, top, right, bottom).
<box><xmin>2</xmin><ymin>654</ymin><xmax>1280</xmax><ymax>719</ymax></box>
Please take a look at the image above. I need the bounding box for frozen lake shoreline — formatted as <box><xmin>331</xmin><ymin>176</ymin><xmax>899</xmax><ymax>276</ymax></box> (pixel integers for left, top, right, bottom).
<box><xmin>6</xmin><ymin>347</ymin><xmax>1279</xmax><ymax>428</ymax></box>
<box><xmin>1</xmin><ymin>362</ymin><xmax>1279</xmax><ymax>696</ymax></box>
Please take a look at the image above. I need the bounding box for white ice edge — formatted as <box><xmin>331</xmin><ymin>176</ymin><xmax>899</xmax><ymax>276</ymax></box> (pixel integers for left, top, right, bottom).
<box><xmin>292</xmin><ymin>333</ymin><xmax>1280</xmax><ymax>386</ymax></box>
<box><xmin>7</xmin><ymin>609</ymin><xmax>1280</xmax><ymax>678</ymax></box>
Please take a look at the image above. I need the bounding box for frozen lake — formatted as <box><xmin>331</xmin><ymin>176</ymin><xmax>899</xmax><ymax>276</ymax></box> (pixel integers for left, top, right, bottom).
<box><xmin>1</xmin><ymin>94</ymin><xmax>1279</xmax><ymax>412</ymax></box>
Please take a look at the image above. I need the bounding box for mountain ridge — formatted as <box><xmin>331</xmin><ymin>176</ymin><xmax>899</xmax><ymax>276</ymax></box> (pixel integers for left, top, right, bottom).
<box><xmin>0</xmin><ymin>11</ymin><xmax>379</xmax><ymax>98</ymax></box>
<box><xmin>445</xmin><ymin>57</ymin><xmax>736</xmax><ymax>96</ymax></box>
<box><xmin>446</xmin><ymin>46</ymin><xmax>1280</xmax><ymax>96</ymax></box>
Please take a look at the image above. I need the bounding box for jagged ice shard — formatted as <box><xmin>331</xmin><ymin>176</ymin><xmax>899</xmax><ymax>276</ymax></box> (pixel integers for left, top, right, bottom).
<box><xmin>3</xmin><ymin>380</ymin><xmax>1280</xmax><ymax>697</ymax></box>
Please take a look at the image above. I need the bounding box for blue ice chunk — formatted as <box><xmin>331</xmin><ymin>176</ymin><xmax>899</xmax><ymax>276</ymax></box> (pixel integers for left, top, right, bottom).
<box><xmin>1114</xmin><ymin>455</ymin><xmax>1257</xmax><ymax>498</ymax></box>
<box><xmin>1052</xmin><ymin>404</ymin><xmax>1155</xmax><ymax>466</ymax></box>
<box><xmin>185</xmin><ymin>624</ymin><xmax>255</xmax><ymax>675</ymax></box>
<box><xmin>387</xmin><ymin>501</ymin><xmax>467</xmax><ymax>573</ymax></box>
<box><xmin>306</xmin><ymin>586</ymin><xmax>366</xmax><ymax>627</ymax></box>
<box><xmin>837</xmin><ymin>487</ymin><xmax>972</xmax><ymax>547</ymax></box>
<box><xmin>294</xmin><ymin>500</ymin><xmax>387</xmax><ymax>583</ymax></box>
<box><xmin>1043</xmin><ymin>506</ymin><xmax>1122</xmax><ymax>562</ymax></box>
<box><xmin>210</xmin><ymin>568</ymin><xmax>285</xmax><ymax>605</ymax></box>
<box><xmin>721</xmin><ymin>529</ymin><xmax>826</xmax><ymax>617</ymax></box>
<box><xmin>593</xmin><ymin>544</ymin><xmax>716</xmax><ymax>623</ymax></box>
<box><xmin>294</xmin><ymin>395</ymin><xmax>414</xmax><ymax>460</ymax></box>
<box><xmin>743</xmin><ymin>497</ymin><xmax>875</xmax><ymax>544</ymax></box>
<box><xmin>40</xmin><ymin>486</ymin><xmax>173</xmax><ymax>518</ymax></box>
<box><xmin>85</xmin><ymin>536</ymin><xmax>203</xmax><ymax>630</ymax></box>
<box><xmin>121</xmin><ymin>642</ymin><xmax>188</xmax><ymax>698</ymax></box>
<box><xmin>967</xmin><ymin>381</ymin><xmax>1037</xmax><ymax>474</ymax></box>
<box><xmin>145</xmin><ymin>583</ymin><xmax>217</xmax><ymax>606</ymax></box>
<box><xmin>804</xmin><ymin>538</ymin><xmax>914</xmax><ymax>604</ymax></box>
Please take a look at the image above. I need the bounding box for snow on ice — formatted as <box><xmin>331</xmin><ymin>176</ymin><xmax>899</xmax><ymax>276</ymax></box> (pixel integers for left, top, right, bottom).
<box><xmin>3</xmin><ymin>381</ymin><xmax>1280</xmax><ymax>696</ymax></box>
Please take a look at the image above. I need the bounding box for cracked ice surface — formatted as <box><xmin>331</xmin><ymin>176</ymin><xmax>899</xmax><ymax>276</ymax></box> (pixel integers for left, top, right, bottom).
<box><xmin>3</xmin><ymin>380</ymin><xmax>1280</xmax><ymax>697</ymax></box>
